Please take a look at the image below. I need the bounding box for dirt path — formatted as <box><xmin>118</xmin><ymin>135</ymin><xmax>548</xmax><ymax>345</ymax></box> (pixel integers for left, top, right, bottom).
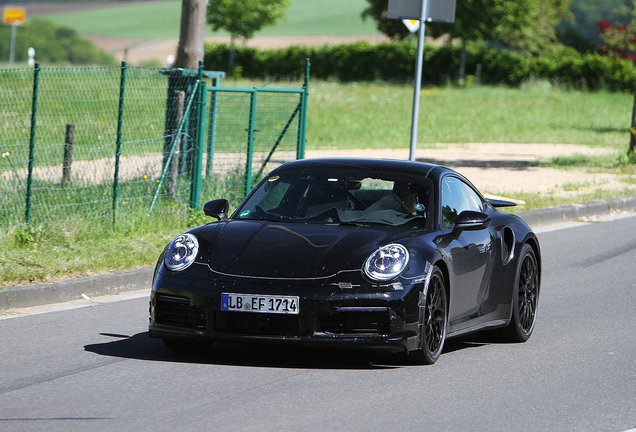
<box><xmin>5</xmin><ymin>143</ymin><xmax>625</xmax><ymax>201</ymax></box>
<box><xmin>306</xmin><ymin>144</ymin><xmax>623</xmax><ymax>197</ymax></box>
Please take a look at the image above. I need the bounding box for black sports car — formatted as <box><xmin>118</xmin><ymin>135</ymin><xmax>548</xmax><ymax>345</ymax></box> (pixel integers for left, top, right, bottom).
<box><xmin>149</xmin><ymin>158</ymin><xmax>541</xmax><ymax>364</ymax></box>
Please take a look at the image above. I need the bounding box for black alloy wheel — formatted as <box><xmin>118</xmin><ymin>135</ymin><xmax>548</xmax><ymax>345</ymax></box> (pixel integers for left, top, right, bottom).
<box><xmin>486</xmin><ymin>243</ymin><xmax>539</xmax><ymax>343</ymax></box>
<box><xmin>513</xmin><ymin>244</ymin><xmax>539</xmax><ymax>341</ymax></box>
<box><xmin>410</xmin><ymin>266</ymin><xmax>447</xmax><ymax>365</ymax></box>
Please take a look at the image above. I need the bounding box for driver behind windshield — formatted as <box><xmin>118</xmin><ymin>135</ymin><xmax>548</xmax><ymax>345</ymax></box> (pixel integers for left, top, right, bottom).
<box><xmin>393</xmin><ymin>181</ymin><xmax>426</xmax><ymax>215</ymax></box>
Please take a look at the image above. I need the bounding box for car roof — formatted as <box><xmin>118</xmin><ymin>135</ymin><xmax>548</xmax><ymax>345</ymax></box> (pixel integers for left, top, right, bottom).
<box><xmin>272</xmin><ymin>158</ymin><xmax>454</xmax><ymax>180</ymax></box>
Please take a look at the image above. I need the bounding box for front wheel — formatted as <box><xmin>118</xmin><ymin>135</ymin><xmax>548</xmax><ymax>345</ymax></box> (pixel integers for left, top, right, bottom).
<box><xmin>409</xmin><ymin>267</ymin><xmax>448</xmax><ymax>365</ymax></box>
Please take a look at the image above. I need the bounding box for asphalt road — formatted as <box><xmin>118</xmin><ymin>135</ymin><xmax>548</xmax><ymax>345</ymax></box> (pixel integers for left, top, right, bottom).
<box><xmin>1</xmin><ymin>215</ymin><xmax>635</xmax><ymax>432</ymax></box>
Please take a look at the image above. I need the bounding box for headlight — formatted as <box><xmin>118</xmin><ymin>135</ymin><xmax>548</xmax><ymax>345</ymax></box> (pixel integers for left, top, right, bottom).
<box><xmin>165</xmin><ymin>233</ymin><xmax>199</xmax><ymax>272</ymax></box>
<box><xmin>363</xmin><ymin>244</ymin><xmax>410</xmax><ymax>282</ymax></box>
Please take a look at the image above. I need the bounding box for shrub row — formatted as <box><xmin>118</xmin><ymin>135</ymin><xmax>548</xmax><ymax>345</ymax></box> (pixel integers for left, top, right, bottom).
<box><xmin>204</xmin><ymin>40</ymin><xmax>636</xmax><ymax>92</ymax></box>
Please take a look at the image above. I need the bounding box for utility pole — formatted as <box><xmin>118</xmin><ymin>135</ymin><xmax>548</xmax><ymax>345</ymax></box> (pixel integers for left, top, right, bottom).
<box><xmin>175</xmin><ymin>0</ymin><xmax>208</xmax><ymax>68</ymax></box>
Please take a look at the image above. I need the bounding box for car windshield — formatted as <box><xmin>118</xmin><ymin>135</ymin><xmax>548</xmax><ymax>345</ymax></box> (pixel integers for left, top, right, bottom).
<box><xmin>234</xmin><ymin>168</ymin><xmax>433</xmax><ymax>227</ymax></box>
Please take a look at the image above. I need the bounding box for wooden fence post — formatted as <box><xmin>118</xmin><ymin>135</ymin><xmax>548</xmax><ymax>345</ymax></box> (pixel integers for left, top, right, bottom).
<box><xmin>61</xmin><ymin>123</ymin><xmax>75</xmax><ymax>187</ymax></box>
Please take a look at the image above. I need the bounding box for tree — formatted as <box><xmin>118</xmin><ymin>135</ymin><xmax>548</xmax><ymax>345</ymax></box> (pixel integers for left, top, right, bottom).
<box><xmin>362</xmin><ymin>0</ymin><xmax>571</xmax><ymax>81</ymax></box>
<box><xmin>176</xmin><ymin>0</ymin><xmax>209</xmax><ymax>69</ymax></box>
<box><xmin>495</xmin><ymin>0</ymin><xmax>573</xmax><ymax>54</ymax></box>
<box><xmin>595</xmin><ymin>1</ymin><xmax>636</xmax><ymax>156</ymax></box>
<box><xmin>207</xmin><ymin>0</ymin><xmax>290</xmax><ymax>73</ymax></box>
<box><xmin>361</xmin><ymin>0</ymin><xmax>410</xmax><ymax>40</ymax></box>
<box><xmin>598</xmin><ymin>1</ymin><xmax>636</xmax><ymax>60</ymax></box>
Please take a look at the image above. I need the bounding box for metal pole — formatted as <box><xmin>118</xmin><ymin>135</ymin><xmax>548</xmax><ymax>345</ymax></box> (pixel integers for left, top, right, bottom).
<box><xmin>9</xmin><ymin>23</ymin><xmax>17</xmax><ymax>67</ymax></box>
<box><xmin>205</xmin><ymin>81</ymin><xmax>219</xmax><ymax>178</ymax></box>
<box><xmin>112</xmin><ymin>61</ymin><xmax>127</xmax><ymax>225</ymax></box>
<box><xmin>190</xmin><ymin>61</ymin><xmax>206</xmax><ymax>211</ymax></box>
<box><xmin>149</xmin><ymin>84</ymin><xmax>200</xmax><ymax>215</ymax></box>
<box><xmin>245</xmin><ymin>91</ymin><xmax>257</xmax><ymax>197</ymax></box>
<box><xmin>297</xmin><ymin>58</ymin><xmax>310</xmax><ymax>160</ymax></box>
<box><xmin>408</xmin><ymin>0</ymin><xmax>427</xmax><ymax>162</ymax></box>
<box><xmin>25</xmin><ymin>62</ymin><xmax>40</xmax><ymax>224</ymax></box>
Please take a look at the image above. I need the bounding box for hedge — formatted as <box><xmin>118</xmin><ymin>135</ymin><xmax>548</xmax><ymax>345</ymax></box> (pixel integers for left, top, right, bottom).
<box><xmin>204</xmin><ymin>40</ymin><xmax>636</xmax><ymax>92</ymax></box>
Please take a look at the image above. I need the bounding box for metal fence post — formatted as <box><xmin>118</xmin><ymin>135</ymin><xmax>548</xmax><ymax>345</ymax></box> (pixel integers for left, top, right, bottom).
<box><xmin>245</xmin><ymin>90</ymin><xmax>257</xmax><ymax>197</ymax></box>
<box><xmin>25</xmin><ymin>62</ymin><xmax>40</xmax><ymax>225</ymax></box>
<box><xmin>297</xmin><ymin>59</ymin><xmax>310</xmax><ymax>160</ymax></box>
<box><xmin>112</xmin><ymin>61</ymin><xmax>127</xmax><ymax>225</ymax></box>
<box><xmin>206</xmin><ymin>82</ymin><xmax>219</xmax><ymax>178</ymax></box>
<box><xmin>190</xmin><ymin>61</ymin><xmax>206</xmax><ymax>211</ymax></box>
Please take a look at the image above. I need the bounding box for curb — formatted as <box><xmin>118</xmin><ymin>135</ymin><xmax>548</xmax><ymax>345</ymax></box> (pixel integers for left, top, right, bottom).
<box><xmin>516</xmin><ymin>195</ymin><xmax>636</xmax><ymax>227</ymax></box>
<box><xmin>2</xmin><ymin>194</ymin><xmax>636</xmax><ymax>312</ymax></box>
<box><xmin>0</xmin><ymin>267</ymin><xmax>153</xmax><ymax>311</ymax></box>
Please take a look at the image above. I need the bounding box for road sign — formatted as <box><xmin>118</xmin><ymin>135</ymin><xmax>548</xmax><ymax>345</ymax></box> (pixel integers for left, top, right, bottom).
<box><xmin>402</xmin><ymin>19</ymin><xmax>420</xmax><ymax>33</ymax></box>
<box><xmin>3</xmin><ymin>7</ymin><xmax>26</xmax><ymax>26</ymax></box>
<box><xmin>388</xmin><ymin>0</ymin><xmax>456</xmax><ymax>23</ymax></box>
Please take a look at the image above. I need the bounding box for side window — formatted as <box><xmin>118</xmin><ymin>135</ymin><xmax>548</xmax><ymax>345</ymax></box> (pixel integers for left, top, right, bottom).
<box><xmin>461</xmin><ymin>181</ymin><xmax>484</xmax><ymax>213</ymax></box>
<box><xmin>441</xmin><ymin>177</ymin><xmax>483</xmax><ymax>227</ymax></box>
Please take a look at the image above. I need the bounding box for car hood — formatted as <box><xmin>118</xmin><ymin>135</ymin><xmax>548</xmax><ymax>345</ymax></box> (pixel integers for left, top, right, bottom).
<box><xmin>199</xmin><ymin>220</ymin><xmax>395</xmax><ymax>279</ymax></box>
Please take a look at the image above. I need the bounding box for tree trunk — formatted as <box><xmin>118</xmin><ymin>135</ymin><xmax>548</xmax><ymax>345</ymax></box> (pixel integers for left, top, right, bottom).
<box><xmin>630</xmin><ymin>85</ymin><xmax>636</xmax><ymax>155</ymax></box>
<box><xmin>229</xmin><ymin>34</ymin><xmax>236</xmax><ymax>75</ymax></box>
<box><xmin>459</xmin><ymin>39</ymin><xmax>467</xmax><ymax>84</ymax></box>
<box><xmin>175</xmin><ymin>0</ymin><xmax>208</xmax><ymax>69</ymax></box>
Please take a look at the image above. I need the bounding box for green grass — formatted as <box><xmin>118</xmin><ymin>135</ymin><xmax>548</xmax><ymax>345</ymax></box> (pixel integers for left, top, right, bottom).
<box><xmin>32</xmin><ymin>0</ymin><xmax>380</xmax><ymax>39</ymax></box>
<box><xmin>2</xmin><ymin>79</ymin><xmax>636</xmax><ymax>288</ymax></box>
<box><xmin>306</xmin><ymin>80</ymin><xmax>632</xmax><ymax>150</ymax></box>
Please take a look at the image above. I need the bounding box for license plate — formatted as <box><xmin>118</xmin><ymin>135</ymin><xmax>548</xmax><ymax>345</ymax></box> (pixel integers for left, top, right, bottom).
<box><xmin>221</xmin><ymin>293</ymin><xmax>299</xmax><ymax>314</ymax></box>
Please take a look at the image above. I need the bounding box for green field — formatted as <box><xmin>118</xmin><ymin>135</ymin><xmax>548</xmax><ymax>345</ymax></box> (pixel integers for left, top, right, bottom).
<box><xmin>307</xmin><ymin>81</ymin><xmax>631</xmax><ymax>150</ymax></box>
<box><xmin>32</xmin><ymin>0</ymin><xmax>381</xmax><ymax>39</ymax></box>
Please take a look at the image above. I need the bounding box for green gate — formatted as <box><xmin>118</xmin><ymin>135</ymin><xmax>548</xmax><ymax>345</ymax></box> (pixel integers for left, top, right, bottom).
<box><xmin>150</xmin><ymin>59</ymin><xmax>310</xmax><ymax>214</ymax></box>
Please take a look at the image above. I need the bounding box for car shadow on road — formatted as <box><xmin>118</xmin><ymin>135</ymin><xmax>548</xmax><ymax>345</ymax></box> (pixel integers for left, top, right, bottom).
<box><xmin>85</xmin><ymin>331</ymin><xmax>487</xmax><ymax>369</ymax></box>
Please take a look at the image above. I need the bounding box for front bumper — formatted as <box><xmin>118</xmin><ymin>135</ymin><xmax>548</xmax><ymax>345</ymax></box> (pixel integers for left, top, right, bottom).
<box><xmin>149</xmin><ymin>265</ymin><xmax>421</xmax><ymax>352</ymax></box>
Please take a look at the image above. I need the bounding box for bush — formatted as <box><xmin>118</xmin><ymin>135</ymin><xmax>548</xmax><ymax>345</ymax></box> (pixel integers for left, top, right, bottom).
<box><xmin>0</xmin><ymin>19</ymin><xmax>117</xmax><ymax>66</ymax></box>
<box><xmin>204</xmin><ymin>40</ymin><xmax>636</xmax><ymax>91</ymax></box>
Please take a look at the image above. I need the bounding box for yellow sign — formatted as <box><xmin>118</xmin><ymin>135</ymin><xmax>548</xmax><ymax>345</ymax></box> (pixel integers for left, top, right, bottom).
<box><xmin>3</xmin><ymin>7</ymin><xmax>26</xmax><ymax>26</ymax></box>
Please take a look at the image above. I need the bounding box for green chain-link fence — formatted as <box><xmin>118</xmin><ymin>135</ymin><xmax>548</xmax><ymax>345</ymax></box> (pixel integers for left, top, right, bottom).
<box><xmin>0</xmin><ymin>61</ymin><xmax>309</xmax><ymax>228</ymax></box>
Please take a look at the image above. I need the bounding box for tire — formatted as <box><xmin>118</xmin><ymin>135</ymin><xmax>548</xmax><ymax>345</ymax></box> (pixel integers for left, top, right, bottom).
<box><xmin>489</xmin><ymin>243</ymin><xmax>539</xmax><ymax>342</ymax></box>
<box><xmin>162</xmin><ymin>337</ymin><xmax>213</xmax><ymax>353</ymax></box>
<box><xmin>409</xmin><ymin>266</ymin><xmax>448</xmax><ymax>365</ymax></box>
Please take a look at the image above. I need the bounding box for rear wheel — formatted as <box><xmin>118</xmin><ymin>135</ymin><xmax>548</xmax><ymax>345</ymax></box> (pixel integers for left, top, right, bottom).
<box><xmin>487</xmin><ymin>243</ymin><xmax>539</xmax><ymax>342</ymax></box>
<box><xmin>409</xmin><ymin>267</ymin><xmax>447</xmax><ymax>365</ymax></box>
<box><xmin>162</xmin><ymin>337</ymin><xmax>213</xmax><ymax>353</ymax></box>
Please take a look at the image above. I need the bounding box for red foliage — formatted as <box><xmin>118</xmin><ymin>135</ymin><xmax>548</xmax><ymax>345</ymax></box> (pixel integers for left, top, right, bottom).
<box><xmin>597</xmin><ymin>19</ymin><xmax>636</xmax><ymax>61</ymax></box>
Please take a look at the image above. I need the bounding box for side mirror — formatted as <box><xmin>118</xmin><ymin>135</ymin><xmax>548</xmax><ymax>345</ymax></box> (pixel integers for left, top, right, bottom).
<box><xmin>452</xmin><ymin>210</ymin><xmax>491</xmax><ymax>239</ymax></box>
<box><xmin>203</xmin><ymin>199</ymin><xmax>229</xmax><ymax>221</ymax></box>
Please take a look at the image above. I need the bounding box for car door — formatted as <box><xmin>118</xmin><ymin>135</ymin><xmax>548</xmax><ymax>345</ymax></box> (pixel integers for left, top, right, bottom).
<box><xmin>440</xmin><ymin>176</ymin><xmax>495</xmax><ymax>330</ymax></box>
